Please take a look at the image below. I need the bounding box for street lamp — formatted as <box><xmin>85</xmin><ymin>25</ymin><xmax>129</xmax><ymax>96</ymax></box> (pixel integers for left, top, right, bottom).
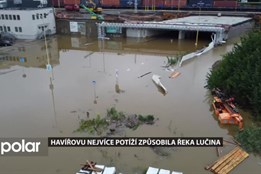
<box><xmin>42</xmin><ymin>11</ymin><xmax>53</xmax><ymax>71</ymax></box>
<box><xmin>195</xmin><ymin>6</ymin><xmax>201</xmax><ymax>47</ymax></box>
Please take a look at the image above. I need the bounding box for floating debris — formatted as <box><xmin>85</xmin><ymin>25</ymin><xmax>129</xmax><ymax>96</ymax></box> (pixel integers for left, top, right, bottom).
<box><xmin>76</xmin><ymin>107</ymin><xmax>157</xmax><ymax>136</ymax></box>
<box><xmin>152</xmin><ymin>74</ymin><xmax>167</xmax><ymax>95</ymax></box>
<box><xmin>146</xmin><ymin>166</ymin><xmax>183</xmax><ymax>174</ymax></box>
<box><xmin>138</xmin><ymin>72</ymin><xmax>152</xmax><ymax>78</ymax></box>
<box><xmin>0</xmin><ymin>69</ymin><xmax>17</xmax><ymax>75</ymax></box>
<box><xmin>169</xmin><ymin>71</ymin><xmax>181</xmax><ymax>79</ymax></box>
<box><xmin>84</xmin><ymin>43</ymin><xmax>94</xmax><ymax>46</ymax></box>
<box><xmin>179</xmin><ymin>34</ymin><xmax>216</xmax><ymax>67</ymax></box>
<box><xmin>205</xmin><ymin>146</ymin><xmax>249</xmax><ymax>173</ymax></box>
<box><xmin>77</xmin><ymin>160</ymin><xmax>116</xmax><ymax>174</ymax></box>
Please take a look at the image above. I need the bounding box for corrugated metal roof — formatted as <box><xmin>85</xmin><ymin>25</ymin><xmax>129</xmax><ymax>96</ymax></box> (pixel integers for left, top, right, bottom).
<box><xmin>163</xmin><ymin>16</ymin><xmax>252</xmax><ymax>26</ymax></box>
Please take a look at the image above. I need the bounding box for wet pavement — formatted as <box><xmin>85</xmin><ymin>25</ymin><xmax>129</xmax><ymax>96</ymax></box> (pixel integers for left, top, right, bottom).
<box><xmin>0</xmin><ymin>35</ymin><xmax>260</xmax><ymax>174</ymax></box>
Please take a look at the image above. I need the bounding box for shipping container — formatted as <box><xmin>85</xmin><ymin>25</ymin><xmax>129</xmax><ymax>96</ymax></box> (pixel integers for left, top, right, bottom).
<box><xmin>64</xmin><ymin>0</ymin><xmax>80</xmax><ymax>5</ymax></box>
<box><xmin>143</xmin><ymin>0</ymin><xmax>164</xmax><ymax>8</ymax></box>
<box><xmin>51</xmin><ymin>0</ymin><xmax>64</xmax><ymax>7</ymax></box>
<box><xmin>187</xmin><ymin>0</ymin><xmax>213</xmax><ymax>8</ymax></box>
<box><xmin>213</xmin><ymin>0</ymin><xmax>238</xmax><ymax>8</ymax></box>
<box><xmin>143</xmin><ymin>0</ymin><xmax>183</xmax><ymax>8</ymax></box>
<box><xmin>49</xmin><ymin>0</ymin><xmax>259</xmax><ymax>10</ymax></box>
<box><xmin>120</xmin><ymin>0</ymin><xmax>142</xmax><ymax>8</ymax></box>
<box><xmin>164</xmin><ymin>0</ymin><xmax>187</xmax><ymax>8</ymax></box>
<box><xmin>100</xmin><ymin>0</ymin><xmax>120</xmax><ymax>7</ymax></box>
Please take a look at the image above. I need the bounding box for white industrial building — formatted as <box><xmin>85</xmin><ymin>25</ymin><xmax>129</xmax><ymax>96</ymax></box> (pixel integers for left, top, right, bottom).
<box><xmin>0</xmin><ymin>7</ymin><xmax>56</xmax><ymax>39</ymax></box>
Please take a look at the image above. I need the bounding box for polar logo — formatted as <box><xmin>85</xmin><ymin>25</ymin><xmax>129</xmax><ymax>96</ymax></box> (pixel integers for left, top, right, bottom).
<box><xmin>1</xmin><ymin>139</ymin><xmax>41</xmax><ymax>155</ymax></box>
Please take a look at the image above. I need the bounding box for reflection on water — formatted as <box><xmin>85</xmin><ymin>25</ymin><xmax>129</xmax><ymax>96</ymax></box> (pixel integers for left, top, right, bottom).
<box><xmin>0</xmin><ymin>38</ymin><xmax>59</xmax><ymax>70</ymax></box>
<box><xmin>0</xmin><ymin>35</ymin><xmax>260</xmax><ymax>174</ymax></box>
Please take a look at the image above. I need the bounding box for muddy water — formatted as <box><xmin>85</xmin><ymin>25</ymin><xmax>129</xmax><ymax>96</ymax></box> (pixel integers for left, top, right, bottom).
<box><xmin>0</xmin><ymin>35</ymin><xmax>260</xmax><ymax>174</ymax></box>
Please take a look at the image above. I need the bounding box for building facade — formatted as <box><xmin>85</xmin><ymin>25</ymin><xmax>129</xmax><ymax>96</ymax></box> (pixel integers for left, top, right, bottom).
<box><xmin>0</xmin><ymin>7</ymin><xmax>56</xmax><ymax>39</ymax></box>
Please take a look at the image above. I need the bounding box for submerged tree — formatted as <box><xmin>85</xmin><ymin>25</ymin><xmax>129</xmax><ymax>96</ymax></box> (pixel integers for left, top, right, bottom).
<box><xmin>206</xmin><ymin>31</ymin><xmax>261</xmax><ymax>120</ymax></box>
<box><xmin>76</xmin><ymin>114</ymin><xmax>108</xmax><ymax>135</ymax></box>
<box><xmin>236</xmin><ymin>127</ymin><xmax>261</xmax><ymax>154</ymax></box>
<box><xmin>76</xmin><ymin>107</ymin><xmax>157</xmax><ymax>135</ymax></box>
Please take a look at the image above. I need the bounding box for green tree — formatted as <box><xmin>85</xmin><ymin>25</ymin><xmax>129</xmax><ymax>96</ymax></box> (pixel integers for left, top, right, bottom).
<box><xmin>207</xmin><ymin>31</ymin><xmax>261</xmax><ymax>120</ymax></box>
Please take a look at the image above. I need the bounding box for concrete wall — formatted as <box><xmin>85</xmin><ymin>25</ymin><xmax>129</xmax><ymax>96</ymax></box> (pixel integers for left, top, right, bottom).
<box><xmin>56</xmin><ymin>19</ymin><xmax>97</xmax><ymax>39</ymax></box>
<box><xmin>126</xmin><ymin>28</ymin><xmax>159</xmax><ymax>38</ymax></box>
<box><xmin>226</xmin><ymin>20</ymin><xmax>254</xmax><ymax>40</ymax></box>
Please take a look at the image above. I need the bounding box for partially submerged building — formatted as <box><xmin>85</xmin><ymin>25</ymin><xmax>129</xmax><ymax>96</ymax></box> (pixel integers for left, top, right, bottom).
<box><xmin>0</xmin><ymin>6</ymin><xmax>56</xmax><ymax>39</ymax></box>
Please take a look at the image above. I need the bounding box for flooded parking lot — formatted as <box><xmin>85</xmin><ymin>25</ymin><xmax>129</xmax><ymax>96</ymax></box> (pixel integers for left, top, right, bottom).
<box><xmin>0</xmin><ymin>35</ymin><xmax>260</xmax><ymax>173</ymax></box>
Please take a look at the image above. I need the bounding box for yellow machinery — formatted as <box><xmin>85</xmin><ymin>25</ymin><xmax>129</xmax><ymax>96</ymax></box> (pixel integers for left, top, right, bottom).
<box><xmin>87</xmin><ymin>0</ymin><xmax>102</xmax><ymax>14</ymax></box>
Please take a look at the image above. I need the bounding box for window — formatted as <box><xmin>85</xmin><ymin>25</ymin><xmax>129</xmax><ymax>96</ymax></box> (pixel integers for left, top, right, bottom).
<box><xmin>32</xmin><ymin>14</ymin><xmax>35</xmax><ymax>20</ymax></box>
<box><xmin>0</xmin><ymin>26</ymin><xmax>2</xmax><ymax>31</ymax></box>
<box><xmin>19</xmin><ymin>27</ymin><xmax>22</xmax><ymax>32</ymax></box>
<box><xmin>5</xmin><ymin>14</ymin><xmax>8</xmax><ymax>20</ymax></box>
<box><xmin>44</xmin><ymin>13</ymin><xmax>47</xmax><ymax>18</ymax></box>
<box><xmin>40</xmin><ymin>14</ymin><xmax>43</xmax><ymax>19</ymax></box>
<box><xmin>13</xmin><ymin>15</ymin><xmax>16</xmax><ymax>20</ymax></box>
<box><xmin>17</xmin><ymin>15</ymin><xmax>20</xmax><ymax>20</ymax></box>
<box><xmin>9</xmin><ymin>15</ymin><xmax>12</xmax><ymax>20</ymax></box>
<box><xmin>36</xmin><ymin>14</ymin><xmax>39</xmax><ymax>19</ymax></box>
<box><xmin>1</xmin><ymin>14</ymin><xmax>4</xmax><ymax>19</ymax></box>
<box><xmin>15</xmin><ymin>27</ymin><xmax>18</xmax><ymax>32</ymax></box>
<box><xmin>4</xmin><ymin>26</ymin><xmax>7</xmax><ymax>32</ymax></box>
<box><xmin>7</xmin><ymin>26</ymin><xmax>10</xmax><ymax>32</ymax></box>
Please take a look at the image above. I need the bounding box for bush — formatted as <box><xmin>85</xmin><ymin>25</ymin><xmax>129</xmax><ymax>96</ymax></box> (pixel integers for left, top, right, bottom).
<box><xmin>206</xmin><ymin>31</ymin><xmax>261</xmax><ymax>120</ymax></box>
<box><xmin>236</xmin><ymin>127</ymin><xmax>261</xmax><ymax>154</ymax></box>
<box><xmin>138</xmin><ymin>114</ymin><xmax>155</xmax><ymax>124</ymax></box>
<box><xmin>107</xmin><ymin>107</ymin><xmax>125</xmax><ymax>121</ymax></box>
<box><xmin>76</xmin><ymin>114</ymin><xmax>108</xmax><ymax>135</ymax></box>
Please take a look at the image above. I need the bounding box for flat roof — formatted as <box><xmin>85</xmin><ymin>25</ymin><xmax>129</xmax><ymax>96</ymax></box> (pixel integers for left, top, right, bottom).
<box><xmin>162</xmin><ymin>16</ymin><xmax>252</xmax><ymax>26</ymax></box>
<box><xmin>0</xmin><ymin>7</ymin><xmax>53</xmax><ymax>11</ymax></box>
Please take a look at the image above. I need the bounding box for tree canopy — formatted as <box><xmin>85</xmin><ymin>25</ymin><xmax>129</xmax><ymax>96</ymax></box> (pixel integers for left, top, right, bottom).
<box><xmin>207</xmin><ymin>31</ymin><xmax>261</xmax><ymax>120</ymax></box>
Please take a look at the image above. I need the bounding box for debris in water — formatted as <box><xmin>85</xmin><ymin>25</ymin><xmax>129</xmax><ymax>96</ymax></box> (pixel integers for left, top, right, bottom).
<box><xmin>205</xmin><ymin>146</ymin><xmax>249</xmax><ymax>173</ymax></box>
<box><xmin>0</xmin><ymin>69</ymin><xmax>17</xmax><ymax>75</ymax></box>
<box><xmin>84</xmin><ymin>43</ymin><xmax>94</xmax><ymax>46</ymax></box>
<box><xmin>152</xmin><ymin>74</ymin><xmax>167</xmax><ymax>95</ymax></box>
<box><xmin>138</xmin><ymin>72</ymin><xmax>151</xmax><ymax>78</ymax></box>
<box><xmin>84</xmin><ymin>52</ymin><xmax>94</xmax><ymax>58</ymax></box>
<box><xmin>169</xmin><ymin>71</ymin><xmax>181</xmax><ymax>79</ymax></box>
<box><xmin>76</xmin><ymin>107</ymin><xmax>157</xmax><ymax>136</ymax></box>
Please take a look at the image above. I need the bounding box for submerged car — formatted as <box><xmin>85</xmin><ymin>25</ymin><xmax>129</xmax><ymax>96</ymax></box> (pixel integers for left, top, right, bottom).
<box><xmin>0</xmin><ymin>39</ymin><xmax>13</xmax><ymax>46</ymax></box>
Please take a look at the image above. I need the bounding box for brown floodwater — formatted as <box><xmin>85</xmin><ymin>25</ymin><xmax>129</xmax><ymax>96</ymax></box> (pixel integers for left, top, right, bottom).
<box><xmin>0</xmin><ymin>35</ymin><xmax>260</xmax><ymax>174</ymax></box>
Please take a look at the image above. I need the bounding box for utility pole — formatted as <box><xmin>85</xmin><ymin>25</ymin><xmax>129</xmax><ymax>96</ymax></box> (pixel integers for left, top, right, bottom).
<box><xmin>195</xmin><ymin>7</ymin><xmax>201</xmax><ymax>47</ymax></box>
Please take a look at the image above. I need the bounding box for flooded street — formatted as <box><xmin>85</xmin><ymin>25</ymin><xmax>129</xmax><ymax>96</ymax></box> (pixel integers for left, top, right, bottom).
<box><xmin>0</xmin><ymin>35</ymin><xmax>260</xmax><ymax>174</ymax></box>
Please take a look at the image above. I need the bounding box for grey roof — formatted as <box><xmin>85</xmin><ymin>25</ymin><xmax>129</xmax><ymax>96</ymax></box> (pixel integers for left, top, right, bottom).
<box><xmin>161</xmin><ymin>16</ymin><xmax>252</xmax><ymax>26</ymax></box>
